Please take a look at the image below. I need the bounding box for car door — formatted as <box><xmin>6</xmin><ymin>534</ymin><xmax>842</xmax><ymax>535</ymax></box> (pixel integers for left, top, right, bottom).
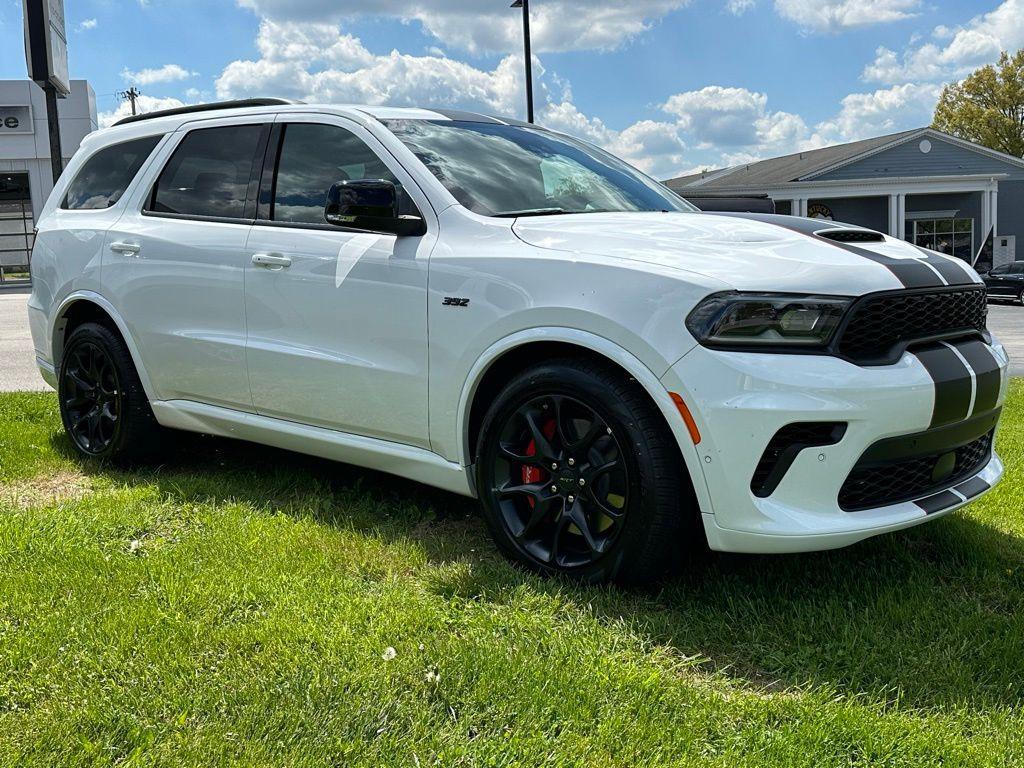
<box><xmin>244</xmin><ymin>115</ymin><xmax>435</xmax><ymax>448</ymax></box>
<box><xmin>104</xmin><ymin>118</ymin><xmax>270</xmax><ymax>410</ymax></box>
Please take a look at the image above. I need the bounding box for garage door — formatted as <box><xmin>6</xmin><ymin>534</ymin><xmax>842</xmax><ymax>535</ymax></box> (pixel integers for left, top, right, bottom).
<box><xmin>0</xmin><ymin>174</ymin><xmax>33</xmax><ymax>285</ymax></box>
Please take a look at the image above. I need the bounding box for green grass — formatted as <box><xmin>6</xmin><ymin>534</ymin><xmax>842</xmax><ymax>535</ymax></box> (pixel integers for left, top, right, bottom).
<box><xmin>1</xmin><ymin>386</ymin><xmax>1023</xmax><ymax>766</ymax></box>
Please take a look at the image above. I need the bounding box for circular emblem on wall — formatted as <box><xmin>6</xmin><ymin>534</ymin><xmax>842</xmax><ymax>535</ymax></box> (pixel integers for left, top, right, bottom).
<box><xmin>919</xmin><ymin>139</ymin><xmax>932</xmax><ymax>154</ymax></box>
<box><xmin>807</xmin><ymin>203</ymin><xmax>833</xmax><ymax>220</ymax></box>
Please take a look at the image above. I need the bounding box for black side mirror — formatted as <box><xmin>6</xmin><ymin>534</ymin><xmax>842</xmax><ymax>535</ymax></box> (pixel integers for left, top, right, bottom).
<box><xmin>325</xmin><ymin>179</ymin><xmax>426</xmax><ymax>237</ymax></box>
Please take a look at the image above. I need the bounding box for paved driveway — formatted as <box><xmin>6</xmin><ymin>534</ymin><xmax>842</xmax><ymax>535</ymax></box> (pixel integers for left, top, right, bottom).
<box><xmin>1</xmin><ymin>289</ymin><xmax>47</xmax><ymax>392</ymax></box>
<box><xmin>2</xmin><ymin>288</ymin><xmax>1023</xmax><ymax>393</ymax></box>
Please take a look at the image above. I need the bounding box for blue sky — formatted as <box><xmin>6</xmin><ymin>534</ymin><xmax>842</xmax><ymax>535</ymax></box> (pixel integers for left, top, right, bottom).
<box><xmin>0</xmin><ymin>0</ymin><xmax>1020</xmax><ymax>176</ymax></box>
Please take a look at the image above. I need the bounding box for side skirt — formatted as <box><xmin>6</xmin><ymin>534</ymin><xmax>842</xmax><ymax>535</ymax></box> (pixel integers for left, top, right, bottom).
<box><xmin>151</xmin><ymin>399</ymin><xmax>474</xmax><ymax>498</ymax></box>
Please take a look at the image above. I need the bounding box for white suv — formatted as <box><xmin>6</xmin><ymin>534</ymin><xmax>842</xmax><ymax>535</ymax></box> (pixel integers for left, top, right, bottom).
<box><xmin>28</xmin><ymin>99</ymin><xmax>1009</xmax><ymax>584</ymax></box>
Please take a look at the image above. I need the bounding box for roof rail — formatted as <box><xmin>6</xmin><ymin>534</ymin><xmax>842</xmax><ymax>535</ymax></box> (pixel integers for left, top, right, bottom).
<box><xmin>113</xmin><ymin>98</ymin><xmax>302</xmax><ymax>126</ymax></box>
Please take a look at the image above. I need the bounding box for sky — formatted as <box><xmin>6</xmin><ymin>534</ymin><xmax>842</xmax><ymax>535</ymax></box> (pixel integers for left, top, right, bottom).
<box><xmin>0</xmin><ymin>0</ymin><xmax>1021</xmax><ymax>178</ymax></box>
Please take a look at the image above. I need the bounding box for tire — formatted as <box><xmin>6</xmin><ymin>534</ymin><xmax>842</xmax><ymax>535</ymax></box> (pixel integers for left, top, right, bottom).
<box><xmin>475</xmin><ymin>357</ymin><xmax>698</xmax><ymax>586</ymax></box>
<box><xmin>1017</xmin><ymin>287</ymin><xmax>1024</xmax><ymax>305</ymax></box>
<box><xmin>57</xmin><ymin>322</ymin><xmax>164</xmax><ymax>464</ymax></box>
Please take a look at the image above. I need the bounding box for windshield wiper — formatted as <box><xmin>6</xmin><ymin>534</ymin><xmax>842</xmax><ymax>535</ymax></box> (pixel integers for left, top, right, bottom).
<box><xmin>492</xmin><ymin>208</ymin><xmax>571</xmax><ymax>218</ymax></box>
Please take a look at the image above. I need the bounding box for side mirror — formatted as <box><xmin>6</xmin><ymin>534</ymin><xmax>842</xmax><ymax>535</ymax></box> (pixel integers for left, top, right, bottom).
<box><xmin>325</xmin><ymin>179</ymin><xmax>426</xmax><ymax>237</ymax></box>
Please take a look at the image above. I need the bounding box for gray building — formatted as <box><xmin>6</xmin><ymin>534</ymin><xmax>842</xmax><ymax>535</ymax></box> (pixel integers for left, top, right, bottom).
<box><xmin>0</xmin><ymin>79</ymin><xmax>97</xmax><ymax>285</ymax></box>
<box><xmin>665</xmin><ymin>127</ymin><xmax>1024</xmax><ymax>269</ymax></box>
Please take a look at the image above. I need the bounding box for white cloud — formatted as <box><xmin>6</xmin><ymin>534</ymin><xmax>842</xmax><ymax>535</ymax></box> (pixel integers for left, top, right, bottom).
<box><xmin>214</xmin><ymin>20</ymin><xmax>691</xmax><ymax>177</ymax></box>
<box><xmin>775</xmin><ymin>0</ymin><xmax>920</xmax><ymax>33</ymax></box>
<box><xmin>235</xmin><ymin>0</ymin><xmax>691</xmax><ymax>54</ymax></box>
<box><xmin>814</xmin><ymin>83</ymin><xmax>941</xmax><ymax>142</ymax></box>
<box><xmin>121</xmin><ymin>64</ymin><xmax>197</xmax><ymax>86</ymax></box>
<box><xmin>76</xmin><ymin>18</ymin><xmax>97</xmax><ymax>32</ymax></box>
<box><xmin>661</xmin><ymin>85</ymin><xmax>817</xmax><ymax>161</ymax></box>
<box><xmin>726</xmin><ymin>0</ymin><xmax>756</xmax><ymax>14</ymax></box>
<box><xmin>863</xmin><ymin>0</ymin><xmax>1024</xmax><ymax>83</ymax></box>
<box><xmin>98</xmin><ymin>96</ymin><xmax>186</xmax><ymax>129</ymax></box>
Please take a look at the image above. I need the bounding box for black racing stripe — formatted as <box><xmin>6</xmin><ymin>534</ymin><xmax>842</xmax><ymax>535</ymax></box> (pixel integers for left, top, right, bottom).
<box><xmin>709</xmin><ymin>212</ymin><xmax>943</xmax><ymax>289</ymax></box>
<box><xmin>915</xmin><ymin>489</ymin><xmax>962</xmax><ymax>514</ymax></box>
<box><xmin>829</xmin><ymin>241</ymin><xmax>940</xmax><ymax>289</ymax></box>
<box><xmin>954</xmin><ymin>476</ymin><xmax>990</xmax><ymax>499</ymax></box>
<box><xmin>910</xmin><ymin>245</ymin><xmax>976</xmax><ymax>286</ymax></box>
<box><xmin>953</xmin><ymin>339</ymin><xmax>1002</xmax><ymax>416</ymax></box>
<box><xmin>913</xmin><ymin>345</ymin><xmax>973</xmax><ymax>428</ymax></box>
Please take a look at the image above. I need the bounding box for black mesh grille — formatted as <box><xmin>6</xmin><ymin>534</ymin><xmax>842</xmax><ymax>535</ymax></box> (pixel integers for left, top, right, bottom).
<box><xmin>838</xmin><ymin>431</ymin><xmax>993</xmax><ymax>511</ymax></box>
<box><xmin>819</xmin><ymin>230</ymin><xmax>885</xmax><ymax>243</ymax></box>
<box><xmin>836</xmin><ymin>287</ymin><xmax>987</xmax><ymax>364</ymax></box>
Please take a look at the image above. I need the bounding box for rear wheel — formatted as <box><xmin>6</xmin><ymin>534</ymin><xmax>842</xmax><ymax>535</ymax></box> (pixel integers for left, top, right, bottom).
<box><xmin>58</xmin><ymin>322</ymin><xmax>164</xmax><ymax>463</ymax></box>
<box><xmin>1017</xmin><ymin>286</ymin><xmax>1024</xmax><ymax>305</ymax></box>
<box><xmin>475</xmin><ymin>358</ymin><xmax>697</xmax><ymax>585</ymax></box>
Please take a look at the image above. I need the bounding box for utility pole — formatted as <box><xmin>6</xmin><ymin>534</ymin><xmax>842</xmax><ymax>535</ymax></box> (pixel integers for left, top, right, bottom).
<box><xmin>118</xmin><ymin>87</ymin><xmax>141</xmax><ymax>116</ymax></box>
<box><xmin>510</xmin><ymin>0</ymin><xmax>534</xmax><ymax>123</ymax></box>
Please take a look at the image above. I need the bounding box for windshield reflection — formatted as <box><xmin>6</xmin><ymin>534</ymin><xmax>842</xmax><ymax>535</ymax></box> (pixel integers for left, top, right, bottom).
<box><xmin>382</xmin><ymin>119</ymin><xmax>695</xmax><ymax>218</ymax></box>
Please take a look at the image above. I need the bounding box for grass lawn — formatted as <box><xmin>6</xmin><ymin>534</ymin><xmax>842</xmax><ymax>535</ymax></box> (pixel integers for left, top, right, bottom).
<box><xmin>1</xmin><ymin>386</ymin><xmax>1023</xmax><ymax>767</ymax></box>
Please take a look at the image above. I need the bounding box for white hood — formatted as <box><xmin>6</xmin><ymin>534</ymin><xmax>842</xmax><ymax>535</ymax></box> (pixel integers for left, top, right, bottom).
<box><xmin>512</xmin><ymin>211</ymin><xmax>979</xmax><ymax>296</ymax></box>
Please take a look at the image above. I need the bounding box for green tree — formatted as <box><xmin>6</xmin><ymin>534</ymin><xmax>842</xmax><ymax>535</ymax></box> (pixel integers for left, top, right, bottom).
<box><xmin>933</xmin><ymin>50</ymin><xmax>1024</xmax><ymax>157</ymax></box>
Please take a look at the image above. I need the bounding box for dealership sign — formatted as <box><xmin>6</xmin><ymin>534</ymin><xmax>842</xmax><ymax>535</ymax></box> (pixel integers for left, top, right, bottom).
<box><xmin>23</xmin><ymin>0</ymin><xmax>70</xmax><ymax>97</ymax></box>
<box><xmin>0</xmin><ymin>106</ymin><xmax>33</xmax><ymax>134</ymax></box>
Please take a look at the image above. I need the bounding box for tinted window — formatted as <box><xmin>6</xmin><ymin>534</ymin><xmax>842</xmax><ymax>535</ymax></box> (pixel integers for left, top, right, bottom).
<box><xmin>271</xmin><ymin>123</ymin><xmax>410</xmax><ymax>224</ymax></box>
<box><xmin>382</xmin><ymin>119</ymin><xmax>693</xmax><ymax>217</ymax></box>
<box><xmin>990</xmin><ymin>265</ymin><xmax>1010</xmax><ymax>275</ymax></box>
<box><xmin>62</xmin><ymin>135</ymin><xmax>162</xmax><ymax>210</ymax></box>
<box><xmin>1012</xmin><ymin>264</ymin><xmax>1024</xmax><ymax>275</ymax></box>
<box><xmin>149</xmin><ymin>125</ymin><xmax>263</xmax><ymax>219</ymax></box>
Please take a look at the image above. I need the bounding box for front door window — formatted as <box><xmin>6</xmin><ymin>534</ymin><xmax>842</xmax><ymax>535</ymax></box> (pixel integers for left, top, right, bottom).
<box><xmin>908</xmin><ymin>218</ymin><xmax>973</xmax><ymax>261</ymax></box>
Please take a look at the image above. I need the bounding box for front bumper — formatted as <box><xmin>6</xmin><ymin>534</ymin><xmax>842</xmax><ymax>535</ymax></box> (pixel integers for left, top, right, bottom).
<box><xmin>661</xmin><ymin>339</ymin><xmax>1009</xmax><ymax>553</ymax></box>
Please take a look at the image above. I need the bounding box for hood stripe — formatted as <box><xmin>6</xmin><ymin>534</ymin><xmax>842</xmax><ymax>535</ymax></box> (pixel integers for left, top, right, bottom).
<box><xmin>910</xmin><ymin>244</ymin><xmax>978</xmax><ymax>285</ymax></box>
<box><xmin>708</xmin><ymin>213</ymin><xmax>977</xmax><ymax>289</ymax></box>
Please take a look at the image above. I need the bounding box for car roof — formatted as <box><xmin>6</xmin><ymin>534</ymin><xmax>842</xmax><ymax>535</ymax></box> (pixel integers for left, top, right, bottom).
<box><xmin>89</xmin><ymin>101</ymin><xmax>533</xmax><ymax>150</ymax></box>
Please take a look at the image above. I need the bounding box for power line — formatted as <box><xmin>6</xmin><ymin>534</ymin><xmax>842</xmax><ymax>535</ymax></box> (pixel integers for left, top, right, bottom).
<box><xmin>117</xmin><ymin>87</ymin><xmax>141</xmax><ymax>116</ymax></box>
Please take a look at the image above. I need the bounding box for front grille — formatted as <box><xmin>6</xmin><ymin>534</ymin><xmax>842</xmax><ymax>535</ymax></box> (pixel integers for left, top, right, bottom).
<box><xmin>838</xmin><ymin>430</ymin><xmax>993</xmax><ymax>511</ymax></box>
<box><xmin>835</xmin><ymin>287</ymin><xmax>988</xmax><ymax>364</ymax></box>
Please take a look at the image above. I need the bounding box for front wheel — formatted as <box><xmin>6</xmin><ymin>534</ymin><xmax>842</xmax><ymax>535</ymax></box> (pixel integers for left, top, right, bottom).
<box><xmin>475</xmin><ymin>358</ymin><xmax>699</xmax><ymax>585</ymax></box>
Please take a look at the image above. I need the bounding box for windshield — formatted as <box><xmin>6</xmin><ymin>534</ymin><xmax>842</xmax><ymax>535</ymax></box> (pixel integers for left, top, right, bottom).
<box><xmin>382</xmin><ymin>119</ymin><xmax>695</xmax><ymax>217</ymax></box>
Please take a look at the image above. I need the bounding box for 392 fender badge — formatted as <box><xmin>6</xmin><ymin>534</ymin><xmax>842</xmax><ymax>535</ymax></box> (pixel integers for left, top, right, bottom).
<box><xmin>442</xmin><ymin>297</ymin><xmax>470</xmax><ymax>307</ymax></box>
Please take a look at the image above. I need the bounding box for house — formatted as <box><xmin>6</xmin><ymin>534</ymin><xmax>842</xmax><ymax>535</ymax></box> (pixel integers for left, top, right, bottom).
<box><xmin>664</xmin><ymin>127</ymin><xmax>1024</xmax><ymax>269</ymax></box>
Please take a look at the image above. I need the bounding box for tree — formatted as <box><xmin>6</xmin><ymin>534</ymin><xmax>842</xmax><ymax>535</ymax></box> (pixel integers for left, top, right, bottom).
<box><xmin>933</xmin><ymin>50</ymin><xmax>1024</xmax><ymax>158</ymax></box>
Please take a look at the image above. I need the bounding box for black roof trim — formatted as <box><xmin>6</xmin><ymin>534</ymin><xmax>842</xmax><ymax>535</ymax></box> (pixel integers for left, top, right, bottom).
<box><xmin>114</xmin><ymin>98</ymin><xmax>302</xmax><ymax>126</ymax></box>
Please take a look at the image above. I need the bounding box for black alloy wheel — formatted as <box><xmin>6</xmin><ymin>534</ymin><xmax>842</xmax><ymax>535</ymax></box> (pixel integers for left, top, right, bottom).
<box><xmin>476</xmin><ymin>358</ymin><xmax>698</xmax><ymax>585</ymax></box>
<box><xmin>488</xmin><ymin>394</ymin><xmax>629</xmax><ymax>569</ymax></box>
<box><xmin>58</xmin><ymin>322</ymin><xmax>165</xmax><ymax>463</ymax></box>
<box><xmin>61</xmin><ymin>340</ymin><xmax>122</xmax><ymax>455</ymax></box>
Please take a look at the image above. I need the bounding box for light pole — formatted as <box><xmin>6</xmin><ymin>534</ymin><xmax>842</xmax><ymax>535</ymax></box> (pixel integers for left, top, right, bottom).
<box><xmin>510</xmin><ymin>0</ymin><xmax>534</xmax><ymax>123</ymax></box>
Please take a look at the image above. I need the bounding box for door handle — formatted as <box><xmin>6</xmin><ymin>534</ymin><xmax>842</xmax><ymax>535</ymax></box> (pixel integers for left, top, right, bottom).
<box><xmin>252</xmin><ymin>253</ymin><xmax>292</xmax><ymax>269</ymax></box>
<box><xmin>109</xmin><ymin>242</ymin><xmax>141</xmax><ymax>256</ymax></box>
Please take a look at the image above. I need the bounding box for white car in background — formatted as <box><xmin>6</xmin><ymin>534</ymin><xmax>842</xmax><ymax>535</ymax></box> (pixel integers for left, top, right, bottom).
<box><xmin>27</xmin><ymin>99</ymin><xmax>1009</xmax><ymax>584</ymax></box>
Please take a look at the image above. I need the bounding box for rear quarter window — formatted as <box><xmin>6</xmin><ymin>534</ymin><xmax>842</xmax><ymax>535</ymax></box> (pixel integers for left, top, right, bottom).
<box><xmin>61</xmin><ymin>135</ymin><xmax>163</xmax><ymax>210</ymax></box>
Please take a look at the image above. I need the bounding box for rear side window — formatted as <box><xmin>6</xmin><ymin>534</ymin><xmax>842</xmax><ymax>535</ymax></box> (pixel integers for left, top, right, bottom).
<box><xmin>62</xmin><ymin>135</ymin><xmax>162</xmax><ymax>210</ymax></box>
<box><xmin>149</xmin><ymin>125</ymin><xmax>263</xmax><ymax>220</ymax></box>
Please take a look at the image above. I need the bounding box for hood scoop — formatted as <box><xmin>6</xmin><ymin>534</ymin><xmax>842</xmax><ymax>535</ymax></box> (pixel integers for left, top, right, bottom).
<box><xmin>817</xmin><ymin>229</ymin><xmax>885</xmax><ymax>243</ymax></box>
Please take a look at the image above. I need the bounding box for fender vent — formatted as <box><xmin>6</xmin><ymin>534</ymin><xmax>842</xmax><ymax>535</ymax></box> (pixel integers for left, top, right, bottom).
<box><xmin>751</xmin><ymin>422</ymin><xmax>848</xmax><ymax>498</ymax></box>
<box><xmin>818</xmin><ymin>229</ymin><xmax>885</xmax><ymax>243</ymax></box>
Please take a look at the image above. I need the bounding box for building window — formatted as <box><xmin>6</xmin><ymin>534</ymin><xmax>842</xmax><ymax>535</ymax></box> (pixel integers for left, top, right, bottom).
<box><xmin>0</xmin><ymin>174</ymin><xmax>33</xmax><ymax>285</ymax></box>
<box><xmin>908</xmin><ymin>218</ymin><xmax>973</xmax><ymax>261</ymax></box>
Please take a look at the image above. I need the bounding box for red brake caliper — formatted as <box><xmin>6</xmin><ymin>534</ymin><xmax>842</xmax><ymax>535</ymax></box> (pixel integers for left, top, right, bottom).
<box><xmin>521</xmin><ymin>418</ymin><xmax>558</xmax><ymax>508</ymax></box>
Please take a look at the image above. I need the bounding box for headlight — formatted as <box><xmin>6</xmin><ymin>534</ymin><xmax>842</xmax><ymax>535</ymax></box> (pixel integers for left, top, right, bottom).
<box><xmin>686</xmin><ymin>292</ymin><xmax>852</xmax><ymax>349</ymax></box>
